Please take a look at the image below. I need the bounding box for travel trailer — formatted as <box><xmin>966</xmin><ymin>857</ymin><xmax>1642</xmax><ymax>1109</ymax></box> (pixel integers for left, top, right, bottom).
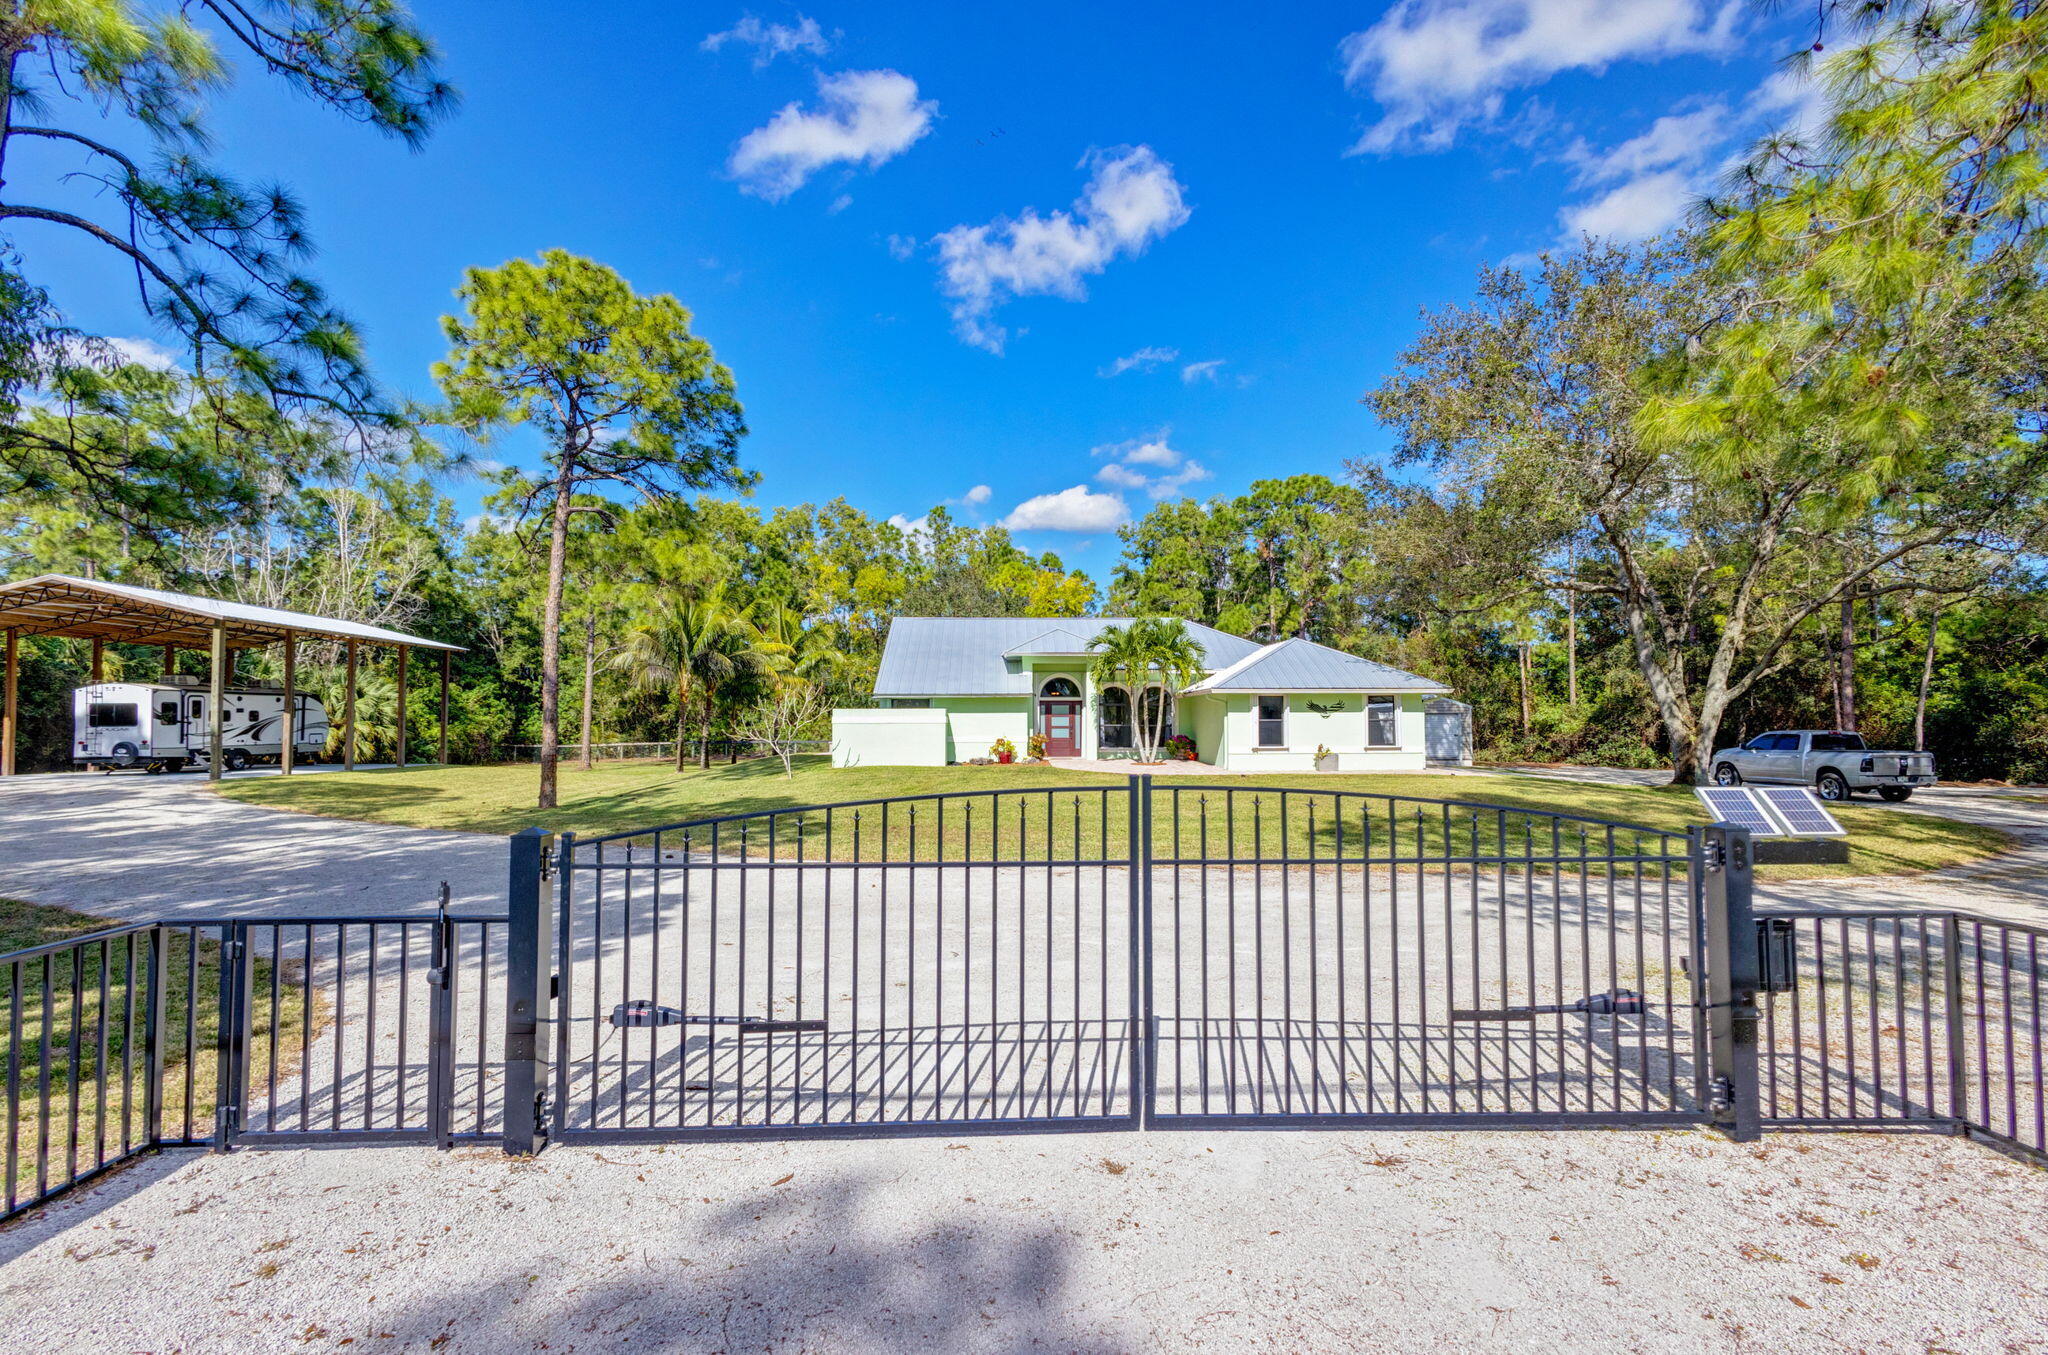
<box><xmin>73</xmin><ymin>676</ymin><xmax>330</xmax><ymax>773</ymax></box>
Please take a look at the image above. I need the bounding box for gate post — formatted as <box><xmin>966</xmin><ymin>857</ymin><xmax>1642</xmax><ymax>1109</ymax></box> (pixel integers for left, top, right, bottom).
<box><xmin>1700</xmin><ymin>822</ymin><xmax>1761</xmax><ymax>1142</ymax></box>
<box><xmin>1132</xmin><ymin>773</ymin><xmax>1156</xmax><ymax>1128</ymax></box>
<box><xmin>503</xmin><ymin>828</ymin><xmax>555</xmax><ymax>1156</ymax></box>
<box><xmin>212</xmin><ymin>923</ymin><xmax>252</xmax><ymax>1151</ymax></box>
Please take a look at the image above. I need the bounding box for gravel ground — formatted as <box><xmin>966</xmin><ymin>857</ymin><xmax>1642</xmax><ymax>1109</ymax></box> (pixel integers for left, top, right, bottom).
<box><xmin>1</xmin><ymin>1128</ymin><xmax>2043</xmax><ymax>1353</ymax></box>
<box><xmin>0</xmin><ymin>767</ymin><xmax>500</xmax><ymax>920</ymax></box>
<box><xmin>3</xmin><ymin>766</ymin><xmax>2043</xmax><ymax>1354</ymax></box>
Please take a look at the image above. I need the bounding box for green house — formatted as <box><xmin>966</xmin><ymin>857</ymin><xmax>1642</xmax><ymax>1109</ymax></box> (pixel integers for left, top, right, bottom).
<box><xmin>830</xmin><ymin>617</ymin><xmax>1457</xmax><ymax>770</ymax></box>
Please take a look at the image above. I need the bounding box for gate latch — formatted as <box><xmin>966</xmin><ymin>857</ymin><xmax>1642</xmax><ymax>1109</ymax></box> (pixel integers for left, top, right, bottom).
<box><xmin>1453</xmin><ymin>988</ymin><xmax>1647</xmax><ymax>1022</ymax></box>
<box><xmin>609</xmin><ymin>1000</ymin><xmax>825</xmax><ymax>1035</ymax></box>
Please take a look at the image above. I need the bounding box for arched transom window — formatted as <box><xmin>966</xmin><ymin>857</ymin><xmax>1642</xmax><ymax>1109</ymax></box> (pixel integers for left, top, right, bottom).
<box><xmin>1039</xmin><ymin>676</ymin><xmax>1080</xmax><ymax>699</ymax></box>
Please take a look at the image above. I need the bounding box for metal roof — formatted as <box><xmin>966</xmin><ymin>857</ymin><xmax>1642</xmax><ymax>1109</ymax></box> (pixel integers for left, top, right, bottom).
<box><xmin>1001</xmin><ymin>627</ymin><xmax>1095</xmax><ymax>657</ymax></box>
<box><xmin>0</xmin><ymin>574</ymin><xmax>464</xmax><ymax>651</ymax></box>
<box><xmin>1182</xmin><ymin>636</ymin><xmax>1448</xmax><ymax>694</ymax></box>
<box><xmin>875</xmin><ymin>617</ymin><xmax>1262</xmax><ymax>696</ymax></box>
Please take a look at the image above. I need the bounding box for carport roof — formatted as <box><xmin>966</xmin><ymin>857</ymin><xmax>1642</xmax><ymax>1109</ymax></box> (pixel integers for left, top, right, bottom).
<box><xmin>0</xmin><ymin>574</ymin><xmax>464</xmax><ymax>651</ymax></box>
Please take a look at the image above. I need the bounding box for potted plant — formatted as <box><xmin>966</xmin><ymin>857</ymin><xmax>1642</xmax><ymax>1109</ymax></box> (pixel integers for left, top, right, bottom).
<box><xmin>990</xmin><ymin>737</ymin><xmax>1017</xmax><ymax>765</ymax></box>
<box><xmin>1027</xmin><ymin>731</ymin><xmax>1049</xmax><ymax>762</ymax></box>
<box><xmin>1315</xmin><ymin>743</ymin><xmax>1338</xmax><ymax>772</ymax></box>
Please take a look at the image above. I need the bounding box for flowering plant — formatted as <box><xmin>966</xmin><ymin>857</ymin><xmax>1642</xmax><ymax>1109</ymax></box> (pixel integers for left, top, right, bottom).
<box><xmin>1027</xmin><ymin>731</ymin><xmax>1049</xmax><ymax>761</ymax></box>
<box><xmin>990</xmin><ymin>737</ymin><xmax>1018</xmax><ymax>764</ymax></box>
<box><xmin>1164</xmin><ymin>734</ymin><xmax>1198</xmax><ymax>762</ymax></box>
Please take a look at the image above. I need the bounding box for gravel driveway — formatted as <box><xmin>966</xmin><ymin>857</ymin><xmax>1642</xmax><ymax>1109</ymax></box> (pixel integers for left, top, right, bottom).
<box><xmin>2</xmin><ymin>1127</ymin><xmax>2042</xmax><ymax>1353</ymax></box>
<box><xmin>0</xmin><ymin>767</ymin><xmax>500</xmax><ymax>920</ymax></box>
<box><xmin>2</xmin><ymin>768</ymin><xmax>2044</xmax><ymax>1353</ymax></box>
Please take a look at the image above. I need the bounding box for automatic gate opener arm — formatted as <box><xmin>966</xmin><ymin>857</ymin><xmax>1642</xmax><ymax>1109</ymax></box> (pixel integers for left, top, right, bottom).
<box><xmin>1453</xmin><ymin>989</ymin><xmax>1648</xmax><ymax>1022</ymax></box>
<box><xmin>610</xmin><ymin>1000</ymin><xmax>824</xmax><ymax>1034</ymax></box>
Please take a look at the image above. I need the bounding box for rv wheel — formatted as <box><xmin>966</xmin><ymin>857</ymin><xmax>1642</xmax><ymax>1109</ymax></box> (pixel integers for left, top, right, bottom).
<box><xmin>223</xmin><ymin>748</ymin><xmax>250</xmax><ymax>772</ymax></box>
<box><xmin>109</xmin><ymin>741</ymin><xmax>140</xmax><ymax>769</ymax></box>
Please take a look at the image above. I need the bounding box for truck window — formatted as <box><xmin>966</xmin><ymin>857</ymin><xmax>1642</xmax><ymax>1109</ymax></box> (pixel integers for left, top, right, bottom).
<box><xmin>88</xmin><ymin>702</ymin><xmax>140</xmax><ymax>728</ymax></box>
<box><xmin>1810</xmin><ymin>733</ymin><xmax>1866</xmax><ymax>752</ymax></box>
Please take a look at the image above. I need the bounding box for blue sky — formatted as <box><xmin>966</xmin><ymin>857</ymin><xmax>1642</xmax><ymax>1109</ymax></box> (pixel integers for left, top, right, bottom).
<box><xmin>28</xmin><ymin>1</ymin><xmax>1822</xmax><ymax>582</ymax></box>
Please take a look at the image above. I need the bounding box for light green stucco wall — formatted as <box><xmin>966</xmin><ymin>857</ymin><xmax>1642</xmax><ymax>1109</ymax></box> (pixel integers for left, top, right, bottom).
<box><xmin>942</xmin><ymin>697</ymin><xmax>1031</xmax><ymax>762</ymax></box>
<box><xmin>1211</xmin><ymin>691</ymin><xmax>1429</xmax><ymax>771</ymax></box>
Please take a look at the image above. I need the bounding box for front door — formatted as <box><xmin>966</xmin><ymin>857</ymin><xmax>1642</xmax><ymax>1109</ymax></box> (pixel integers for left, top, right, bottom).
<box><xmin>1041</xmin><ymin>700</ymin><xmax>1081</xmax><ymax>757</ymax></box>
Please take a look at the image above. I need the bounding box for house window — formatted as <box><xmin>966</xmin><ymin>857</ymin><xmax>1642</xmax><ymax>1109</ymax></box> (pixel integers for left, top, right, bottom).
<box><xmin>1367</xmin><ymin>696</ymin><xmax>1398</xmax><ymax>747</ymax></box>
<box><xmin>1139</xmin><ymin>687</ymin><xmax>1174</xmax><ymax>741</ymax></box>
<box><xmin>1097</xmin><ymin>685</ymin><xmax>1132</xmax><ymax>749</ymax></box>
<box><xmin>885</xmin><ymin>698</ymin><xmax>930</xmax><ymax>709</ymax></box>
<box><xmin>1255</xmin><ymin>695</ymin><xmax>1285</xmax><ymax>748</ymax></box>
<box><xmin>1039</xmin><ymin>676</ymin><xmax>1079</xmax><ymax>699</ymax></box>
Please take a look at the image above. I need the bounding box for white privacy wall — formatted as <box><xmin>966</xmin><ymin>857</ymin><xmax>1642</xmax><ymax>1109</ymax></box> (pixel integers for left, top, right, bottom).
<box><xmin>830</xmin><ymin>708</ymin><xmax>948</xmax><ymax>768</ymax></box>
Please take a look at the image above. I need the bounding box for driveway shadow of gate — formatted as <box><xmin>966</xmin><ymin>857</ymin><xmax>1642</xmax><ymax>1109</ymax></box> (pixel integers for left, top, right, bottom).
<box><xmin>364</xmin><ymin>1170</ymin><xmax>1127</xmax><ymax>1353</ymax></box>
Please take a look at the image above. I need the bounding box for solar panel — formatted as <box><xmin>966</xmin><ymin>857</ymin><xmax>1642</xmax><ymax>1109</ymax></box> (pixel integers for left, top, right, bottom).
<box><xmin>1694</xmin><ymin>786</ymin><xmax>1786</xmax><ymax>837</ymax></box>
<box><xmin>1756</xmin><ymin>786</ymin><xmax>1846</xmax><ymax>837</ymax></box>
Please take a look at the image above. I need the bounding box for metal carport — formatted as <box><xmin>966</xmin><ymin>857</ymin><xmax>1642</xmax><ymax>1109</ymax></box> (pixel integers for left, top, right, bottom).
<box><xmin>0</xmin><ymin>573</ymin><xmax>463</xmax><ymax>780</ymax></box>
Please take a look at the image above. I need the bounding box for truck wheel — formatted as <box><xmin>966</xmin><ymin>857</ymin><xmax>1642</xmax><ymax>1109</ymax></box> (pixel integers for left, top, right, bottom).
<box><xmin>1713</xmin><ymin>763</ymin><xmax>1742</xmax><ymax>786</ymax></box>
<box><xmin>1816</xmin><ymin>769</ymin><xmax>1850</xmax><ymax>801</ymax></box>
<box><xmin>1878</xmin><ymin>786</ymin><xmax>1913</xmax><ymax>803</ymax></box>
<box><xmin>223</xmin><ymin>748</ymin><xmax>250</xmax><ymax>772</ymax></box>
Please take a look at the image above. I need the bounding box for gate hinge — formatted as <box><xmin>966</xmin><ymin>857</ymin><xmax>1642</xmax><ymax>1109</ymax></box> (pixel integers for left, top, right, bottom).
<box><xmin>1700</xmin><ymin>838</ymin><xmax>1726</xmax><ymax>873</ymax></box>
<box><xmin>1708</xmin><ymin>1075</ymin><xmax>1734</xmax><ymax>1114</ymax></box>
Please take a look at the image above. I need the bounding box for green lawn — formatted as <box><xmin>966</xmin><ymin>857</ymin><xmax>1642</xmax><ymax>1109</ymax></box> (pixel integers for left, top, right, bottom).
<box><xmin>216</xmin><ymin>756</ymin><xmax>2011</xmax><ymax>880</ymax></box>
<box><xmin>1</xmin><ymin>899</ymin><xmax>317</xmax><ymax>1207</ymax></box>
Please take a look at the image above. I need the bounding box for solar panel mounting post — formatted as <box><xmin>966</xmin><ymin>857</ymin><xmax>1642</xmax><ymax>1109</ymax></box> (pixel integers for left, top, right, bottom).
<box><xmin>1699</xmin><ymin>822</ymin><xmax>1762</xmax><ymax>1142</ymax></box>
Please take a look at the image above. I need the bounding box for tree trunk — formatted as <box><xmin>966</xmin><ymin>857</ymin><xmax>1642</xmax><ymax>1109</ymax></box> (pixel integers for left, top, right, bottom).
<box><xmin>1565</xmin><ymin>563</ymin><xmax>1579</xmax><ymax>708</ymax></box>
<box><xmin>536</xmin><ymin>463</ymin><xmax>575</xmax><ymax>810</ymax></box>
<box><xmin>1834</xmin><ymin>594</ymin><xmax>1858</xmax><ymax>731</ymax></box>
<box><xmin>1516</xmin><ymin>642</ymin><xmax>1532</xmax><ymax>736</ymax></box>
<box><xmin>1914</xmin><ymin>605</ymin><xmax>1941</xmax><ymax>751</ymax></box>
<box><xmin>578</xmin><ymin>609</ymin><xmax>597</xmax><ymax>772</ymax></box>
<box><xmin>674</xmin><ymin>677</ymin><xmax>691</xmax><ymax>772</ymax></box>
<box><xmin>699</xmin><ymin>684</ymin><xmax>715</xmax><ymax>769</ymax></box>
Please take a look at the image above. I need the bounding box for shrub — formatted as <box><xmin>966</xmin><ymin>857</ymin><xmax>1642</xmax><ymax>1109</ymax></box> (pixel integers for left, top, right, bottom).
<box><xmin>1027</xmin><ymin>731</ymin><xmax>1049</xmax><ymax>760</ymax></box>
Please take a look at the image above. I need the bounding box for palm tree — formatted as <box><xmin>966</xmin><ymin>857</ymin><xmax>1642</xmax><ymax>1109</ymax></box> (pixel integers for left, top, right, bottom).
<box><xmin>753</xmin><ymin>603</ymin><xmax>847</xmax><ymax>691</ymax></box>
<box><xmin>615</xmin><ymin>590</ymin><xmax>771</xmax><ymax>771</ymax></box>
<box><xmin>1089</xmin><ymin>617</ymin><xmax>1207</xmax><ymax>762</ymax></box>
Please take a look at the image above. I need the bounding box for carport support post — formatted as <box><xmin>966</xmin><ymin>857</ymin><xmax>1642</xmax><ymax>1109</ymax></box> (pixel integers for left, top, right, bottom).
<box><xmin>343</xmin><ymin>638</ymin><xmax>357</xmax><ymax>772</ymax></box>
<box><xmin>1</xmin><ymin>627</ymin><xmax>16</xmax><ymax>777</ymax></box>
<box><xmin>280</xmin><ymin>631</ymin><xmax>295</xmax><ymax>775</ymax></box>
<box><xmin>1700</xmin><ymin>822</ymin><xmax>1761</xmax><ymax>1142</ymax></box>
<box><xmin>206</xmin><ymin>622</ymin><xmax>227</xmax><ymax>782</ymax></box>
<box><xmin>503</xmin><ymin>827</ymin><xmax>554</xmax><ymax>1155</ymax></box>
<box><xmin>395</xmin><ymin>646</ymin><xmax>409</xmax><ymax>769</ymax></box>
<box><xmin>90</xmin><ymin>638</ymin><xmax>103</xmax><ymax>683</ymax></box>
<box><xmin>438</xmin><ymin>649</ymin><xmax>451</xmax><ymax>765</ymax></box>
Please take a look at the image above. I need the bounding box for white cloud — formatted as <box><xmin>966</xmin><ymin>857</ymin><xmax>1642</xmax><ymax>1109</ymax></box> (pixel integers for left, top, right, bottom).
<box><xmin>960</xmin><ymin>483</ymin><xmax>992</xmax><ymax>506</ymax></box>
<box><xmin>1180</xmin><ymin>358</ymin><xmax>1226</xmax><ymax>384</ymax></box>
<box><xmin>886</xmin><ymin>511</ymin><xmax>936</xmax><ymax>547</ymax></box>
<box><xmin>1569</xmin><ymin>103</ymin><xmax>1727</xmax><ymax>184</ymax></box>
<box><xmin>829</xmin><ymin>193</ymin><xmax>853</xmax><ymax>214</ymax></box>
<box><xmin>702</xmin><ymin>14</ymin><xmax>833</xmax><ymax>67</ymax></box>
<box><xmin>1099</xmin><ymin>345</ymin><xmax>1177</xmax><ymax>377</ymax></box>
<box><xmin>1559</xmin><ymin>167</ymin><xmax>1695</xmax><ymax>240</ymax></box>
<box><xmin>1088</xmin><ymin>430</ymin><xmax>1212</xmax><ymax>499</ymax></box>
<box><xmin>886</xmin><ymin>233</ymin><xmax>918</xmax><ymax>260</ymax></box>
<box><xmin>934</xmin><ymin>145</ymin><xmax>1191</xmax><ymax>353</ymax></box>
<box><xmin>728</xmin><ymin>69</ymin><xmax>936</xmax><ymax>201</ymax></box>
<box><xmin>999</xmin><ymin>484</ymin><xmax>1131</xmax><ymax>532</ymax></box>
<box><xmin>59</xmin><ymin>335</ymin><xmax>180</xmax><ymax>372</ymax></box>
<box><xmin>1339</xmin><ymin>0</ymin><xmax>1736</xmax><ymax>153</ymax></box>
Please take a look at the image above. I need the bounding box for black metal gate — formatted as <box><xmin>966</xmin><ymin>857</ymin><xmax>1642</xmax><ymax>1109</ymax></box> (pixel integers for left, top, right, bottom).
<box><xmin>548</xmin><ymin>786</ymin><xmax>1142</xmax><ymax>1141</ymax></box>
<box><xmin>541</xmin><ymin>779</ymin><xmax>1715</xmax><ymax>1142</ymax></box>
<box><xmin>1142</xmin><ymin>781</ymin><xmax>1707</xmax><ymax>1128</ymax></box>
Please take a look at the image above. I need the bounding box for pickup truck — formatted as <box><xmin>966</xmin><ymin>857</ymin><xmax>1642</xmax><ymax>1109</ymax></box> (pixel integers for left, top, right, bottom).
<box><xmin>1709</xmin><ymin>730</ymin><xmax>1937</xmax><ymax>802</ymax></box>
